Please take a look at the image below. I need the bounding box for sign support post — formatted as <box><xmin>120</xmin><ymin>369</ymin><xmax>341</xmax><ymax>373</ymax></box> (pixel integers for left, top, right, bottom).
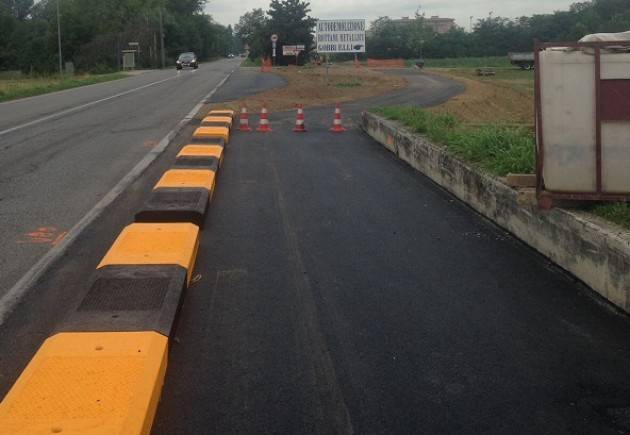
<box><xmin>282</xmin><ymin>44</ymin><xmax>305</xmax><ymax>66</ymax></box>
<box><xmin>271</xmin><ymin>34</ymin><xmax>278</xmax><ymax>66</ymax></box>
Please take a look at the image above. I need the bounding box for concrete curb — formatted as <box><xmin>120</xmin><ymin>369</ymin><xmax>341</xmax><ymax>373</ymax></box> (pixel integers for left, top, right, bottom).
<box><xmin>361</xmin><ymin>111</ymin><xmax>630</xmax><ymax>313</ymax></box>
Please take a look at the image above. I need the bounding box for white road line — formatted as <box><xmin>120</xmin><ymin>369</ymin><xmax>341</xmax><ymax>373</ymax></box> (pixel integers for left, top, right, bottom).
<box><xmin>0</xmin><ymin>70</ymin><xmax>157</xmax><ymax>107</ymax></box>
<box><xmin>0</xmin><ymin>74</ymin><xmax>178</xmax><ymax>138</ymax></box>
<box><xmin>0</xmin><ymin>65</ymin><xmax>239</xmax><ymax>326</ymax></box>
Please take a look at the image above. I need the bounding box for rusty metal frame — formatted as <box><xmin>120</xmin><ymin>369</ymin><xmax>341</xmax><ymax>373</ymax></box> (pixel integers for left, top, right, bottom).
<box><xmin>534</xmin><ymin>40</ymin><xmax>630</xmax><ymax>208</ymax></box>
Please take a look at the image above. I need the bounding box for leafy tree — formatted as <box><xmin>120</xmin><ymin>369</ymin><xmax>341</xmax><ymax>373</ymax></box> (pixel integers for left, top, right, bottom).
<box><xmin>267</xmin><ymin>0</ymin><xmax>315</xmax><ymax>56</ymax></box>
<box><xmin>366</xmin><ymin>0</ymin><xmax>630</xmax><ymax>60</ymax></box>
<box><xmin>0</xmin><ymin>0</ymin><xmax>234</xmax><ymax>72</ymax></box>
<box><xmin>3</xmin><ymin>0</ymin><xmax>33</xmax><ymax>20</ymax></box>
<box><xmin>235</xmin><ymin>8</ymin><xmax>268</xmax><ymax>58</ymax></box>
<box><xmin>367</xmin><ymin>17</ymin><xmax>414</xmax><ymax>59</ymax></box>
<box><xmin>406</xmin><ymin>14</ymin><xmax>435</xmax><ymax>57</ymax></box>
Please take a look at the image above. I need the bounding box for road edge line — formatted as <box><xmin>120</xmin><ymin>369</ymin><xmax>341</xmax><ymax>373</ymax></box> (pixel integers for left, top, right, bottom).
<box><xmin>0</xmin><ymin>66</ymin><xmax>237</xmax><ymax>327</ymax></box>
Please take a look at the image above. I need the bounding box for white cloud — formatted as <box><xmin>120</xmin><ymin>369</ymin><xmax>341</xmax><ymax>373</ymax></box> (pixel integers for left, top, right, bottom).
<box><xmin>206</xmin><ymin>0</ymin><xmax>575</xmax><ymax>31</ymax></box>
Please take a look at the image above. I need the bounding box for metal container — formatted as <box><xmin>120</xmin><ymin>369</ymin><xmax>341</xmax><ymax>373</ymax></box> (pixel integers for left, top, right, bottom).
<box><xmin>535</xmin><ymin>40</ymin><xmax>630</xmax><ymax>208</ymax></box>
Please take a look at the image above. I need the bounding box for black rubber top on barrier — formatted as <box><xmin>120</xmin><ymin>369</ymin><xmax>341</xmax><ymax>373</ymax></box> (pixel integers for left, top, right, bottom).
<box><xmin>201</xmin><ymin>121</ymin><xmax>231</xmax><ymax>128</ymax></box>
<box><xmin>135</xmin><ymin>187</ymin><xmax>209</xmax><ymax>228</ymax></box>
<box><xmin>190</xmin><ymin>137</ymin><xmax>226</xmax><ymax>146</ymax></box>
<box><xmin>56</xmin><ymin>265</ymin><xmax>188</xmax><ymax>337</ymax></box>
<box><xmin>173</xmin><ymin>156</ymin><xmax>219</xmax><ymax>172</ymax></box>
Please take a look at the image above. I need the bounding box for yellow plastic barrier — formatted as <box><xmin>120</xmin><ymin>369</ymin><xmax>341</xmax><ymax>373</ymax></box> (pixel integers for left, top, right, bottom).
<box><xmin>97</xmin><ymin>223</ymin><xmax>199</xmax><ymax>284</ymax></box>
<box><xmin>154</xmin><ymin>169</ymin><xmax>215</xmax><ymax>193</ymax></box>
<box><xmin>208</xmin><ymin>109</ymin><xmax>234</xmax><ymax>118</ymax></box>
<box><xmin>0</xmin><ymin>332</ymin><xmax>168</xmax><ymax>435</ymax></box>
<box><xmin>192</xmin><ymin>126</ymin><xmax>229</xmax><ymax>144</ymax></box>
<box><xmin>201</xmin><ymin>116</ymin><xmax>233</xmax><ymax>128</ymax></box>
<box><xmin>177</xmin><ymin>145</ymin><xmax>223</xmax><ymax>160</ymax></box>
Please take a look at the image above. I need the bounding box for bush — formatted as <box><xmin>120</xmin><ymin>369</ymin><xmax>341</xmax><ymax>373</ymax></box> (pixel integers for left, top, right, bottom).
<box><xmin>90</xmin><ymin>63</ymin><xmax>118</xmax><ymax>75</ymax></box>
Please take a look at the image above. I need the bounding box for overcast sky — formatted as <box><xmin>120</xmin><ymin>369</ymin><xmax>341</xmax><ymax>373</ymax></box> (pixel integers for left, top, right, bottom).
<box><xmin>206</xmin><ymin>0</ymin><xmax>576</xmax><ymax>30</ymax></box>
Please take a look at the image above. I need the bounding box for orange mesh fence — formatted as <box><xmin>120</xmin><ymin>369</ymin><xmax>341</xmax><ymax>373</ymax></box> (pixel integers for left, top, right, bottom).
<box><xmin>367</xmin><ymin>58</ymin><xmax>406</xmax><ymax>68</ymax></box>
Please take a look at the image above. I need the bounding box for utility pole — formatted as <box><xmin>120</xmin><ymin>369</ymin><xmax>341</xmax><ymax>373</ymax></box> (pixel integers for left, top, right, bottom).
<box><xmin>159</xmin><ymin>9</ymin><xmax>166</xmax><ymax>69</ymax></box>
<box><xmin>153</xmin><ymin>32</ymin><xmax>158</xmax><ymax>67</ymax></box>
<box><xmin>117</xmin><ymin>34</ymin><xmax>121</xmax><ymax>71</ymax></box>
<box><xmin>56</xmin><ymin>0</ymin><xmax>63</xmax><ymax>76</ymax></box>
<box><xmin>469</xmin><ymin>16</ymin><xmax>473</xmax><ymax>32</ymax></box>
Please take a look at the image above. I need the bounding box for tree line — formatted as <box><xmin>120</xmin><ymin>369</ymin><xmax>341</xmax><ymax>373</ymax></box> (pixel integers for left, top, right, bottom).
<box><xmin>235</xmin><ymin>0</ymin><xmax>315</xmax><ymax>64</ymax></box>
<box><xmin>235</xmin><ymin>0</ymin><xmax>630</xmax><ymax>62</ymax></box>
<box><xmin>366</xmin><ymin>0</ymin><xmax>630</xmax><ymax>59</ymax></box>
<box><xmin>0</xmin><ymin>0</ymin><xmax>240</xmax><ymax>73</ymax></box>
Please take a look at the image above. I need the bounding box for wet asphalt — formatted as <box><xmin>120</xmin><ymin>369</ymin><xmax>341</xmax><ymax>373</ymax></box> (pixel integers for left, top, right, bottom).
<box><xmin>154</xmin><ymin>71</ymin><xmax>630</xmax><ymax>435</ymax></box>
<box><xmin>0</xmin><ymin>59</ymin><xmax>248</xmax><ymax>299</ymax></box>
<box><xmin>2</xmin><ymin>67</ymin><xmax>630</xmax><ymax>435</ymax></box>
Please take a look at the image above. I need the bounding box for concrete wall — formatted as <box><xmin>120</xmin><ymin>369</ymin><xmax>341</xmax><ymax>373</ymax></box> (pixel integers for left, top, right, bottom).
<box><xmin>362</xmin><ymin>111</ymin><xmax>630</xmax><ymax>313</ymax></box>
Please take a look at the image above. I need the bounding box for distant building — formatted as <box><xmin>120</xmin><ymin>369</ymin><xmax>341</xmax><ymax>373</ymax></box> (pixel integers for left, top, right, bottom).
<box><xmin>426</xmin><ymin>16</ymin><xmax>456</xmax><ymax>33</ymax></box>
<box><xmin>391</xmin><ymin>15</ymin><xmax>456</xmax><ymax>34</ymax></box>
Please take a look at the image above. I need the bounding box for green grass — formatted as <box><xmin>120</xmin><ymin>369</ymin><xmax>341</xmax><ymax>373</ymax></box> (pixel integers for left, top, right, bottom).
<box><xmin>590</xmin><ymin>203</ymin><xmax>630</xmax><ymax>230</ymax></box>
<box><xmin>0</xmin><ymin>72</ymin><xmax>128</xmax><ymax>102</ymax></box>
<box><xmin>335</xmin><ymin>80</ymin><xmax>362</xmax><ymax>88</ymax></box>
<box><xmin>241</xmin><ymin>57</ymin><xmax>262</xmax><ymax>67</ymax></box>
<box><xmin>419</xmin><ymin>56</ymin><xmax>512</xmax><ymax>68</ymax></box>
<box><xmin>0</xmin><ymin>70</ymin><xmax>25</xmax><ymax>79</ymax></box>
<box><xmin>373</xmin><ymin>106</ymin><xmax>535</xmax><ymax>176</ymax></box>
<box><xmin>435</xmin><ymin>67</ymin><xmax>534</xmax><ymax>95</ymax></box>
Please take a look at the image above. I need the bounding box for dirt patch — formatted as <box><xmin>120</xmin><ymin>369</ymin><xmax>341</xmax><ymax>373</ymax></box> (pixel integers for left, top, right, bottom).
<box><xmin>426</xmin><ymin>68</ymin><xmax>534</xmax><ymax>126</ymax></box>
<box><xmin>204</xmin><ymin>65</ymin><xmax>406</xmax><ymax>115</ymax></box>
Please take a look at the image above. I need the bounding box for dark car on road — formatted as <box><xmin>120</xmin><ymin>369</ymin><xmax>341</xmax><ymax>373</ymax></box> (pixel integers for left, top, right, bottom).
<box><xmin>176</xmin><ymin>52</ymin><xmax>198</xmax><ymax>70</ymax></box>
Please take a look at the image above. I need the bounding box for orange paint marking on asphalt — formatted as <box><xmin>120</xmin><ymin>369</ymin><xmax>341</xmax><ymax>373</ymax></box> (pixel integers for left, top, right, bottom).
<box><xmin>19</xmin><ymin>227</ymin><xmax>67</xmax><ymax>246</ymax></box>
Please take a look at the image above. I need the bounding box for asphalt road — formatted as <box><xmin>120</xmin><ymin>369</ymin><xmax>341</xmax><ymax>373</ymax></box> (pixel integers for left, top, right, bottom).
<box><xmin>2</xmin><ymin>67</ymin><xmax>630</xmax><ymax>435</ymax></box>
<box><xmin>0</xmin><ymin>59</ymin><xmax>246</xmax><ymax>298</ymax></box>
<box><xmin>153</xmin><ymin>85</ymin><xmax>630</xmax><ymax>434</ymax></box>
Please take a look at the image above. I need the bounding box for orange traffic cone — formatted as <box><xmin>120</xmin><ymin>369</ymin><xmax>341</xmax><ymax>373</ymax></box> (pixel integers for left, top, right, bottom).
<box><xmin>256</xmin><ymin>104</ymin><xmax>272</xmax><ymax>133</ymax></box>
<box><xmin>260</xmin><ymin>57</ymin><xmax>272</xmax><ymax>72</ymax></box>
<box><xmin>239</xmin><ymin>105</ymin><xmax>252</xmax><ymax>132</ymax></box>
<box><xmin>330</xmin><ymin>103</ymin><xmax>346</xmax><ymax>133</ymax></box>
<box><xmin>293</xmin><ymin>104</ymin><xmax>306</xmax><ymax>133</ymax></box>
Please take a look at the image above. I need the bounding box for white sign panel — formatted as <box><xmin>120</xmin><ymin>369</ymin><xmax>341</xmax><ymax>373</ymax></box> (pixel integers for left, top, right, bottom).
<box><xmin>283</xmin><ymin>45</ymin><xmax>305</xmax><ymax>56</ymax></box>
<box><xmin>316</xmin><ymin>19</ymin><xmax>366</xmax><ymax>53</ymax></box>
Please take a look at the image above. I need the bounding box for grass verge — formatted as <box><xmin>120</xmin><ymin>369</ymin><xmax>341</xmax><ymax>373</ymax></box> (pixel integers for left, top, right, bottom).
<box><xmin>213</xmin><ymin>65</ymin><xmax>405</xmax><ymax>113</ymax></box>
<box><xmin>373</xmin><ymin>106</ymin><xmax>534</xmax><ymax>176</ymax></box>
<box><xmin>0</xmin><ymin>72</ymin><xmax>128</xmax><ymax>102</ymax></box>
<box><xmin>375</xmin><ymin>104</ymin><xmax>630</xmax><ymax>230</ymax></box>
<box><xmin>590</xmin><ymin>203</ymin><xmax>630</xmax><ymax>230</ymax></box>
<box><xmin>419</xmin><ymin>57</ymin><xmax>512</xmax><ymax>68</ymax></box>
<box><xmin>426</xmin><ymin>68</ymin><xmax>534</xmax><ymax>125</ymax></box>
<box><xmin>335</xmin><ymin>80</ymin><xmax>362</xmax><ymax>88</ymax></box>
<box><xmin>241</xmin><ymin>58</ymin><xmax>262</xmax><ymax>67</ymax></box>
<box><xmin>431</xmin><ymin>67</ymin><xmax>534</xmax><ymax>95</ymax></box>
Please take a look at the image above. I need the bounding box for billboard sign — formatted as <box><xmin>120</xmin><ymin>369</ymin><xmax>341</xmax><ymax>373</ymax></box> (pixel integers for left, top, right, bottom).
<box><xmin>283</xmin><ymin>45</ymin><xmax>305</xmax><ymax>56</ymax></box>
<box><xmin>316</xmin><ymin>19</ymin><xmax>366</xmax><ymax>53</ymax></box>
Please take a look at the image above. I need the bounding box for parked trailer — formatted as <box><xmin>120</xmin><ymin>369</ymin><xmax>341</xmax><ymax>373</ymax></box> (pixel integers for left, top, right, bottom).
<box><xmin>508</xmin><ymin>52</ymin><xmax>535</xmax><ymax>70</ymax></box>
